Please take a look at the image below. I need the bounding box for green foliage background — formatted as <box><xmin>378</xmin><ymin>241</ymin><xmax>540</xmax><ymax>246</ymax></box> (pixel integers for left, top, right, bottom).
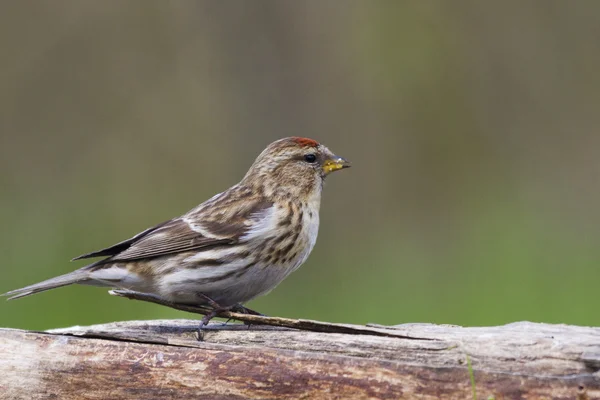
<box><xmin>2</xmin><ymin>1</ymin><xmax>599</xmax><ymax>330</ymax></box>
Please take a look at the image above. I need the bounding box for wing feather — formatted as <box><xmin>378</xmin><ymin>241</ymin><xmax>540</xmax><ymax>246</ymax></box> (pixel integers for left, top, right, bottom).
<box><xmin>72</xmin><ymin>191</ymin><xmax>273</xmax><ymax>265</ymax></box>
<box><xmin>72</xmin><ymin>219</ymin><xmax>173</xmax><ymax>261</ymax></box>
<box><xmin>110</xmin><ymin>218</ymin><xmax>233</xmax><ymax>262</ymax></box>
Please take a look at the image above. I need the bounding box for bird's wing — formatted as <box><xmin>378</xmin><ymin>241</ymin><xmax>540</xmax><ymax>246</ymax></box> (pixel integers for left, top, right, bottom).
<box><xmin>73</xmin><ymin>192</ymin><xmax>274</xmax><ymax>264</ymax></box>
<box><xmin>72</xmin><ymin>219</ymin><xmax>173</xmax><ymax>260</ymax></box>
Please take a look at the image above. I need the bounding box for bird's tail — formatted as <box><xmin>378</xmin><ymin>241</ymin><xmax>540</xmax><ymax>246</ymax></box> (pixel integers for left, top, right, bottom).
<box><xmin>2</xmin><ymin>269</ymin><xmax>91</xmax><ymax>300</ymax></box>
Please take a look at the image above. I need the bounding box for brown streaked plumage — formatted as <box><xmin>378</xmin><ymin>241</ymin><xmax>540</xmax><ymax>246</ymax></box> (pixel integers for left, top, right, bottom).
<box><xmin>3</xmin><ymin>137</ymin><xmax>350</xmax><ymax>334</ymax></box>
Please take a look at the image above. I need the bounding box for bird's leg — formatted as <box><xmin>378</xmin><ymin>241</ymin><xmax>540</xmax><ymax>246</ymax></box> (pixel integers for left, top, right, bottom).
<box><xmin>197</xmin><ymin>293</ymin><xmax>222</xmax><ymax>310</ymax></box>
<box><xmin>196</xmin><ymin>309</ymin><xmax>219</xmax><ymax>341</ymax></box>
<box><xmin>196</xmin><ymin>293</ymin><xmax>232</xmax><ymax>341</ymax></box>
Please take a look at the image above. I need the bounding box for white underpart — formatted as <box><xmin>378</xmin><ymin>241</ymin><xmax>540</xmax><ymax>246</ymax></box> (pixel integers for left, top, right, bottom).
<box><xmin>292</xmin><ymin>190</ymin><xmax>321</xmax><ymax>270</ymax></box>
<box><xmin>89</xmin><ymin>266</ymin><xmax>147</xmax><ymax>290</ymax></box>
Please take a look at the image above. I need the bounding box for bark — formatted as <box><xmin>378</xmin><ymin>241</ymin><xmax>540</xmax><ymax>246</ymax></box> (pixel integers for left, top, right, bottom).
<box><xmin>0</xmin><ymin>319</ymin><xmax>599</xmax><ymax>399</ymax></box>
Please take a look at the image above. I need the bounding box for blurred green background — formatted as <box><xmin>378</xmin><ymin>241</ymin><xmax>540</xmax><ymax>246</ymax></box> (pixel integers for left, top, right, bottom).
<box><xmin>2</xmin><ymin>1</ymin><xmax>599</xmax><ymax>331</ymax></box>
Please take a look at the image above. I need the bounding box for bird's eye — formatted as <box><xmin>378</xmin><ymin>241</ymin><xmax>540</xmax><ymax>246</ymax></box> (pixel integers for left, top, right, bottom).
<box><xmin>304</xmin><ymin>154</ymin><xmax>317</xmax><ymax>163</ymax></box>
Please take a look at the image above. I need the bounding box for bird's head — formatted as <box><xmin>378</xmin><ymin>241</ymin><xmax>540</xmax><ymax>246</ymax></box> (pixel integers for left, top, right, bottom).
<box><xmin>243</xmin><ymin>137</ymin><xmax>350</xmax><ymax>198</ymax></box>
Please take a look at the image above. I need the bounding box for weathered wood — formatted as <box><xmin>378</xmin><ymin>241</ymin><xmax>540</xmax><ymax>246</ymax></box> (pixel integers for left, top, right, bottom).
<box><xmin>0</xmin><ymin>319</ymin><xmax>599</xmax><ymax>399</ymax></box>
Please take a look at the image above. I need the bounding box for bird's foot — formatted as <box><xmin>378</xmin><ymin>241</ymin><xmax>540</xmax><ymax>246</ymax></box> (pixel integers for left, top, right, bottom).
<box><xmin>196</xmin><ymin>309</ymin><xmax>220</xmax><ymax>341</ymax></box>
<box><xmin>195</xmin><ymin>293</ymin><xmax>232</xmax><ymax>341</ymax></box>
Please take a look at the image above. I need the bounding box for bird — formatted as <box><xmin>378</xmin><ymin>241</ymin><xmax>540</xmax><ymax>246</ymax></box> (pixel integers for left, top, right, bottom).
<box><xmin>3</xmin><ymin>137</ymin><xmax>350</xmax><ymax>335</ymax></box>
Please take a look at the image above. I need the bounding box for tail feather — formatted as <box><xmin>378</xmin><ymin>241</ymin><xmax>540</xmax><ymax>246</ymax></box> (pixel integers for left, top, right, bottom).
<box><xmin>2</xmin><ymin>270</ymin><xmax>90</xmax><ymax>300</ymax></box>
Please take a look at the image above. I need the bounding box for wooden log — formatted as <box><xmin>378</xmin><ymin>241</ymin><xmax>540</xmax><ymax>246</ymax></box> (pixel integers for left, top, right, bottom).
<box><xmin>0</xmin><ymin>319</ymin><xmax>599</xmax><ymax>399</ymax></box>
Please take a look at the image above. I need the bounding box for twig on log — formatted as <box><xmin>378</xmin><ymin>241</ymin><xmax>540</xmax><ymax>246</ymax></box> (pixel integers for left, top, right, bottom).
<box><xmin>109</xmin><ymin>289</ymin><xmax>433</xmax><ymax>340</ymax></box>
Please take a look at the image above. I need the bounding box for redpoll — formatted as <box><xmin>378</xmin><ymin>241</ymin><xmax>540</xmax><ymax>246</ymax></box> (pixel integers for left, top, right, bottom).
<box><xmin>4</xmin><ymin>137</ymin><xmax>350</xmax><ymax>331</ymax></box>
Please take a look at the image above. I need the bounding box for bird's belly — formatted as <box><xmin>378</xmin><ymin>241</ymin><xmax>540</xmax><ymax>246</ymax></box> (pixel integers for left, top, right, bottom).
<box><xmin>205</xmin><ymin>262</ymin><xmax>294</xmax><ymax>305</ymax></box>
<box><xmin>157</xmin><ymin>260</ymin><xmax>296</xmax><ymax>306</ymax></box>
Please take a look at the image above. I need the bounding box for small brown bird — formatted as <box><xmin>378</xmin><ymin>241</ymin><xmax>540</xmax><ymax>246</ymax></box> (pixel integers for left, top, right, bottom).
<box><xmin>3</xmin><ymin>137</ymin><xmax>349</xmax><ymax>330</ymax></box>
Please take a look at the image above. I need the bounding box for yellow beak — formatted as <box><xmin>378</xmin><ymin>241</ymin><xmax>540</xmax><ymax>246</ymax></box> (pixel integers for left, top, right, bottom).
<box><xmin>323</xmin><ymin>157</ymin><xmax>351</xmax><ymax>174</ymax></box>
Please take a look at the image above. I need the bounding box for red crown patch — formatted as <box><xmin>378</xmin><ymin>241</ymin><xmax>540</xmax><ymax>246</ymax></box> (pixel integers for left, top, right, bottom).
<box><xmin>291</xmin><ymin>137</ymin><xmax>319</xmax><ymax>147</ymax></box>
